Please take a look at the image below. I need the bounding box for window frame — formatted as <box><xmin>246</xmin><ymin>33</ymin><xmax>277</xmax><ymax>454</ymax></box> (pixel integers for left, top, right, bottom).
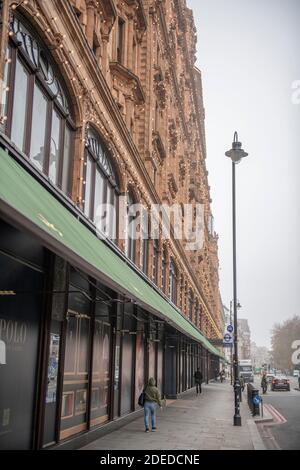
<box><xmin>4</xmin><ymin>15</ymin><xmax>75</xmax><ymax>196</ymax></box>
<box><xmin>83</xmin><ymin>127</ymin><xmax>120</xmax><ymax>242</ymax></box>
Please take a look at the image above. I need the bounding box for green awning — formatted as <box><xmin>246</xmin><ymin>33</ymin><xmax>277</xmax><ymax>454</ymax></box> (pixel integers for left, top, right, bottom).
<box><xmin>0</xmin><ymin>147</ymin><xmax>224</xmax><ymax>359</ymax></box>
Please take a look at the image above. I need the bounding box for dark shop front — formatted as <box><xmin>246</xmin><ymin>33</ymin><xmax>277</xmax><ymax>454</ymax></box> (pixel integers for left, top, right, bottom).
<box><xmin>0</xmin><ymin>148</ymin><xmax>223</xmax><ymax>450</ymax></box>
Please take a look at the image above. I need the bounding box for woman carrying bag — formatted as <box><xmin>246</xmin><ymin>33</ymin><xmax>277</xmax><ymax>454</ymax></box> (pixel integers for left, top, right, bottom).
<box><xmin>141</xmin><ymin>377</ymin><xmax>162</xmax><ymax>432</ymax></box>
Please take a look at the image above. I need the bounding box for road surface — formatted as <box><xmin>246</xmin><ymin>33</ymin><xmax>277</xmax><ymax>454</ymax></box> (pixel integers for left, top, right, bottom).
<box><xmin>254</xmin><ymin>376</ymin><xmax>300</xmax><ymax>450</ymax></box>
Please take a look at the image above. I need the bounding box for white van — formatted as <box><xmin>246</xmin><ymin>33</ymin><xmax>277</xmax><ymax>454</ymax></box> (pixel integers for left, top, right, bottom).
<box><xmin>293</xmin><ymin>370</ymin><xmax>299</xmax><ymax>377</ymax></box>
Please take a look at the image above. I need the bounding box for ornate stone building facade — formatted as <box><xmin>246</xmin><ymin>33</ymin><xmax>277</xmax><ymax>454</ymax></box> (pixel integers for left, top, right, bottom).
<box><xmin>0</xmin><ymin>0</ymin><xmax>224</xmax><ymax>449</ymax></box>
<box><xmin>238</xmin><ymin>319</ymin><xmax>251</xmax><ymax>360</ymax></box>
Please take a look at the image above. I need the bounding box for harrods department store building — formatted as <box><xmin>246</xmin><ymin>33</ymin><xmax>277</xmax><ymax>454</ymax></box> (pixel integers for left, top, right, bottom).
<box><xmin>0</xmin><ymin>0</ymin><xmax>225</xmax><ymax>449</ymax></box>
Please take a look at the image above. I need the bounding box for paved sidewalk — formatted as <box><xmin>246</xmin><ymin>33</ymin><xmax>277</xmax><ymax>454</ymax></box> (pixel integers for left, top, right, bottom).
<box><xmin>81</xmin><ymin>382</ymin><xmax>265</xmax><ymax>450</ymax></box>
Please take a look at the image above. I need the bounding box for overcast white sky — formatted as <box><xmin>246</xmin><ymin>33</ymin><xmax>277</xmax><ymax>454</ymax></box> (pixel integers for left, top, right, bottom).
<box><xmin>188</xmin><ymin>0</ymin><xmax>300</xmax><ymax>348</ymax></box>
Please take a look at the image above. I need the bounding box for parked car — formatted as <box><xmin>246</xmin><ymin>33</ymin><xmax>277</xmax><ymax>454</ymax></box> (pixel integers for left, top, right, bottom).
<box><xmin>266</xmin><ymin>373</ymin><xmax>274</xmax><ymax>383</ymax></box>
<box><xmin>293</xmin><ymin>370</ymin><xmax>300</xmax><ymax>377</ymax></box>
<box><xmin>271</xmin><ymin>375</ymin><xmax>290</xmax><ymax>391</ymax></box>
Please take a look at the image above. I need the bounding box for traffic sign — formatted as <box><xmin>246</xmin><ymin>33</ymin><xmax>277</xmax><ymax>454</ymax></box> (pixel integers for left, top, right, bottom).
<box><xmin>223</xmin><ymin>333</ymin><xmax>233</xmax><ymax>344</ymax></box>
<box><xmin>253</xmin><ymin>395</ymin><xmax>262</xmax><ymax>406</ymax></box>
<box><xmin>227</xmin><ymin>324</ymin><xmax>233</xmax><ymax>333</ymax></box>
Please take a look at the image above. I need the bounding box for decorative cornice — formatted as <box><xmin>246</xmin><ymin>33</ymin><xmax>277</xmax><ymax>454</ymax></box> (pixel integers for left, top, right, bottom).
<box><xmin>109</xmin><ymin>61</ymin><xmax>145</xmax><ymax>104</ymax></box>
<box><xmin>98</xmin><ymin>0</ymin><xmax>117</xmax><ymax>25</ymax></box>
<box><xmin>122</xmin><ymin>0</ymin><xmax>147</xmax><ymax>31</ymax></box>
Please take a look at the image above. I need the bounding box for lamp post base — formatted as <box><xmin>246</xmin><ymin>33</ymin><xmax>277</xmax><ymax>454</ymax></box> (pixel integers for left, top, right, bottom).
<box><xmin>233</xmin><ymin>415</ymin><xmax>242</xmax><ymax>426</ymax></box>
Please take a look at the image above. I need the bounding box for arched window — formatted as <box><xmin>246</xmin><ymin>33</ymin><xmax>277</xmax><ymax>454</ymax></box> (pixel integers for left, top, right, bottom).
<box><xmin>169</xmin><ymin>258</ymin><xmax>177</xmax><ymax>304</ymax></box>
<box><xmin>84</xmin><ymin>126</ymin><xmax>119</xmax><ymax>240</ymax></box>
<box><xmin>3</xmin><ymin>14</ymin><xmax>74</xmax><ymax>194</ymax></box>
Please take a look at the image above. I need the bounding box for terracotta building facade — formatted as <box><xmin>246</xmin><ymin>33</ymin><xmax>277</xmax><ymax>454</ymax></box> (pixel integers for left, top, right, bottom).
<box><xmin>0</xmin><ymin>0</ymin><xmax>224</xmax><ymax>449</ymax></box>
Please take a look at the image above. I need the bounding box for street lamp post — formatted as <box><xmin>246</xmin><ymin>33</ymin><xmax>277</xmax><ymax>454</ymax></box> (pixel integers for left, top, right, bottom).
<box><xmin>230</xmin><ymin>300</ymin><xmax>241</xmax><ymax>386</ymax></box>
<box><xmin>225</xmin><ymin>132</ymin><xmax>248</xmax><ymax>426</ymax></box>
<box><xmin>230</xmin><ymin>300</ymin><xmax>233</xmax><ymax>385</ymax></box>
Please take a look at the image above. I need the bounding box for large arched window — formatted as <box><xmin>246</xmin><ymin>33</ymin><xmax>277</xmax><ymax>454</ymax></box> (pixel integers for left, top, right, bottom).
<box><xmin>84</xmin><ymin>127</ymin><xmax>119</xmax><ymax>240</ymax></box>
<box><xmin>3</xmin><ymin>14</ymin><xmax>74</xmax><ymax>194</ymax></box>
<box><xmin>169</xmin><ymin>258</ymin><xmax>177</xmax><ymax>304</ymax></box>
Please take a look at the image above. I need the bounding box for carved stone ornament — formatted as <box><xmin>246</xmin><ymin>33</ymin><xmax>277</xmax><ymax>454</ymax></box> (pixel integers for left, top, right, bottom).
<box><xmin>168</xmin><ymin>172</ymin><xmax>178</xmax><ymax>199</ymax></box>
<box><xmin>169</xmin><ymin>120</ymin><xmax>178</xmax><ymax>152</ymax></box>
<box><xmin>154</xmin><ymin>69</ymin><xmax>166</xmax><ymax>109</ymax></box>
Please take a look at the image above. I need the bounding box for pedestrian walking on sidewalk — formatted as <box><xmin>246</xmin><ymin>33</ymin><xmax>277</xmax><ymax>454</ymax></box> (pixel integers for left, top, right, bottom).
<box><xmin>240</xmin><ymin>375</ymin><xmax>245</xmax><ymax>392</ymax></box>
<box><xmin>261</xmin><ymin>371</ymin><xmax>268</xmax><ymax>394</ymax></box>
<box><xmin>194</xmin><ymin>368</ymin><xmax>203</xmax><ymax>394</ymax></box>
<box><xmin>143</xmin><ymin>377</ymin><xmax>162</xmax><ymax>433</ymax></box>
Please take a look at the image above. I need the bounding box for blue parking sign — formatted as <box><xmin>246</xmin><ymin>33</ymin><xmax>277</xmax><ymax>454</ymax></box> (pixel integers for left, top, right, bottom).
<box><xmin>253</xmin><ymin>395</ymin><xmax>262</xmax><ymax>406</ymax></box>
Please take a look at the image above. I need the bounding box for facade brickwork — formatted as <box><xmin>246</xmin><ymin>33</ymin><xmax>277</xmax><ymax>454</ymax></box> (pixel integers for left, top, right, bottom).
<box><xmin>0</xmin><ymin>0</ymin><xmax>224</xmax><ymax>338</ymax></box>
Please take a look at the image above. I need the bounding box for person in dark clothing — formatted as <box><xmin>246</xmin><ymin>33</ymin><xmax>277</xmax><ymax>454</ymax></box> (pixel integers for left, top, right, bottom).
<box><xmin>261</xmin><ymin>371</ymin><xmax>268</xmax><ymax>394</ymax></box>
<box><xmin>143</xmin><ymin>377</ymin><xmax>162</xmax><ymax>432</ymax></box>
<box><xmin>194</xmin><ymin>368</ymin><xmax>203</xmax><ymax>394</ymax></box>
<box><xmin>240</xmin><ymin>375</ymin><xmax>245</xmax><ymax>392</ymax></box>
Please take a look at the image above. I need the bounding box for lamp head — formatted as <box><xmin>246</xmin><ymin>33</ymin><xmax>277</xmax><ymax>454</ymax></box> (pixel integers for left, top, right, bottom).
<box><xmin>225</xmin><ymin>132</ymin><xmax>248</xmax><ymax>163</ymax></box>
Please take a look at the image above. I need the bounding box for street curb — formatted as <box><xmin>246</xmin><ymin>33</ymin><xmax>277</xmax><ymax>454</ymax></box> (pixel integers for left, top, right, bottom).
<box><xmin>247</xmin><ymin>419</ymin><xmax>267</xmax><ymax>450</ymax></box>
<box><xmin>253</xmin><ymin>406</ymin><xmax>274</xmax><ymax>424</ymax></box>
<box><xmin>254</xmin><ymin>416</ymin><xmax>274</xmax><ymax>424</ymax></box>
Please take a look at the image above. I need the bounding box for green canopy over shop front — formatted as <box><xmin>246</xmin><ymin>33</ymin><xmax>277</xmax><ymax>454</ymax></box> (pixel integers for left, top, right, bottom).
<box><xmin>0</xmin><ymin>147</ymin><xmax>224</xmax><ymax>359</ymax></box>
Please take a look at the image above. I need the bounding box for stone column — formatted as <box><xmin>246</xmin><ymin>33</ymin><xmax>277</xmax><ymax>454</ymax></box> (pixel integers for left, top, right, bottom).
<box><xmin>127</xmin><ymin>17</ymin><xmax>134</xmax><ymax>70</ymax></box>
<box><xmin>101</xmin><ymin>37</ymin><xmax>109</xmax><ymax>78</ymax></box>
<box><xmin>125</xmin><ymin>94</ymin><xmax>134</xmax><ymax>130</ymax></box>
<box><xmin>86</xmin><ymin>1</ymin><xmax>95</xmax><ymax>48</ymax></box>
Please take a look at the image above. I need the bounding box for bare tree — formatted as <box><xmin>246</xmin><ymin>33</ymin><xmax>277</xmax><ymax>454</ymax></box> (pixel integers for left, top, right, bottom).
<box><xmin>271</xmin><ymin>316</ymin><xmax>300</xmax><ymax>371</ymax></box>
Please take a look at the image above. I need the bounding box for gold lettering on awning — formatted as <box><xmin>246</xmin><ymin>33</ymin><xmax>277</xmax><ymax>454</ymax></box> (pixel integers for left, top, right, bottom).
<box><xmin>38</xmin><ymin>213</ymin><xmax>63</xmax><ymax>237</ymax></box>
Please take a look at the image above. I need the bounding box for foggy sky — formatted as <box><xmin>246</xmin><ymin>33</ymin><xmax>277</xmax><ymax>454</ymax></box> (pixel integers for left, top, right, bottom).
<box><xmin>188</xmin><ymin>0</ymin><xmax>300</xmax><ymax>348</ymax></box>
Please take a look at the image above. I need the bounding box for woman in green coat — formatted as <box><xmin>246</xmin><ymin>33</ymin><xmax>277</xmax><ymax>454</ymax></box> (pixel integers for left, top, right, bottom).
<box><xmin>143</xmin><ymin>377</ymin><xmax>162</xmax><ymax>432</ymax></box>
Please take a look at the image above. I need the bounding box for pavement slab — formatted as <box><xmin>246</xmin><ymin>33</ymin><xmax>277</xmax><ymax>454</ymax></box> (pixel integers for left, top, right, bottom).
<box><xmin>81</xmin><ymin>382</ymin><xmax>265</xmax><ymax>451</ymax></box>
